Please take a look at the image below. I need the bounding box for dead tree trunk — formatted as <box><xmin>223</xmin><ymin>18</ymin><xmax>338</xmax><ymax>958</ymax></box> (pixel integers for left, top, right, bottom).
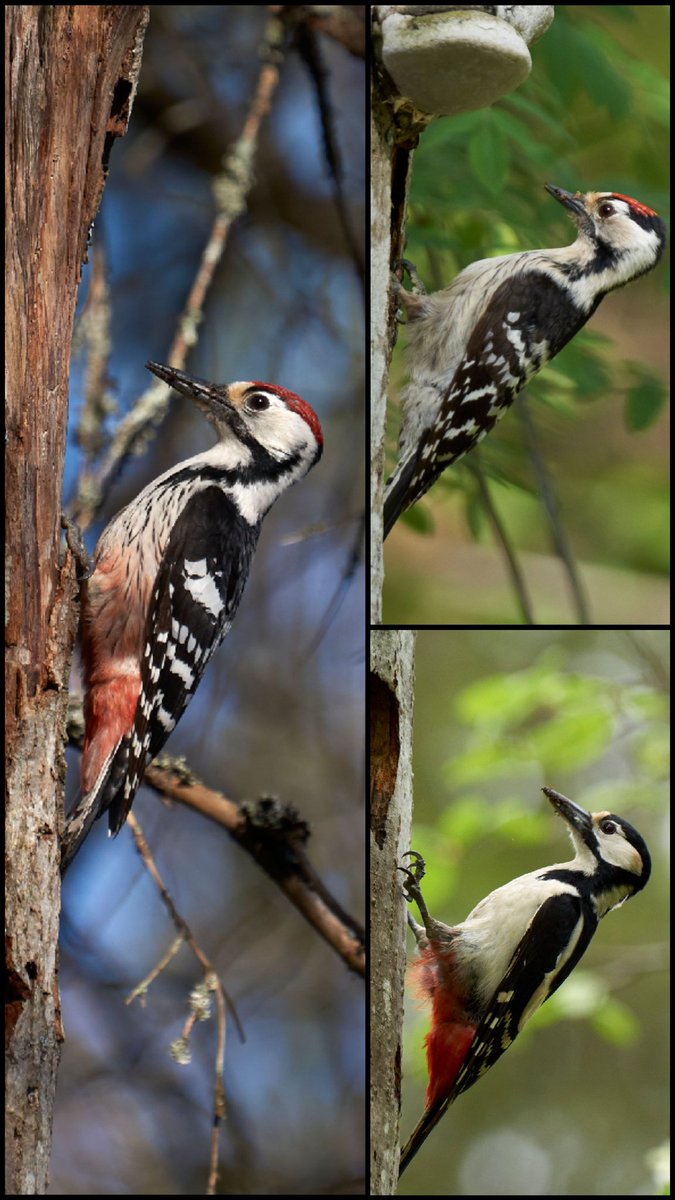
<box><xmin>5</xmin><ymin>7</ymin><xmax>148</xmax><ymax>1191</ymax></box>
<box><xmin>370</xmin><ymin>630</ymin><xmax>416</xmax><ymax>1194</ymax></box>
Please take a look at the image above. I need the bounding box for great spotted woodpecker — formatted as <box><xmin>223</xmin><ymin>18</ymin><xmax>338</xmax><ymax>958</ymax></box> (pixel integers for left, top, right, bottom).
<box><xmin>62</xmin><ymin>361</ymin><xmax>322</xmax><ymax>870</ymax></box>
<box><xmin>384</xmin><ymin>185</ymin><xmax>667</xmax><ymax>538</ymax></box>
<box><xmin>399</xmin><ymin>786</ymin><xmax>651</xmax><ymax>1176</ymax></box>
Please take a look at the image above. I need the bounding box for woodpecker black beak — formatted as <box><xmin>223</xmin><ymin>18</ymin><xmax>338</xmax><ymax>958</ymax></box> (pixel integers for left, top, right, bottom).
<box><xmin>542</xmin><ymin>786</ymin><xmax>593</xmax><ymax>839</ymax></box>
<box><xmin>146</xmin><ymin>361</ymin><xmax>236</xmax><ymax>422</ymax></box>
<box><xmin>544</xmin><ymin>184</ymin><xmax>594</xmax><ymax>237</ymax></box>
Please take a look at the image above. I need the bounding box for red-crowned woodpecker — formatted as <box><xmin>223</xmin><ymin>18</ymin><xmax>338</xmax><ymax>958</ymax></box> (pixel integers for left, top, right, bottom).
<box><xmin>62</xmin><ymin>361</ymin><xmax>322</xmax><ymax>870</ymax></box>
<box><xmin>384</xmin><ymin>186</ymin><xmax>667</xmax><ymax>538</ymax></box>
<box><xmin>399</xmin><ymin>787</ymin><xmax>651</xmax><ymax>1176</ymax></box>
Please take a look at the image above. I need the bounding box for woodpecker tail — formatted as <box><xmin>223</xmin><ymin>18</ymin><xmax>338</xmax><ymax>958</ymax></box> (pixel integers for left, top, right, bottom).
<box><xmin>399</xmin><ymin>1098</ymin><xmax>451</xmax><ymax>1177</ymax></box>
<box><xmin>383</xmin><ymin>454</ymin><xmax>417</xmax><ymax>540</ymax></box>
<box><xmin>61</xmin><ymin>671</ymin><xmax>142</xmax><ymax>870</ymax></box>
<box><xmin>399</xmin><ymin>981</ymin><xmax>476</xmax><ymax>1175</ymax></box>
<box><xmin>62</xmin><ymin>771</ymin><xmax>113</xmax><ymax>874</ymax></box>
<box><xmin>61</xmin><ymin>735</ymin><xmax>132</xmax><ymax>872</ymax></box>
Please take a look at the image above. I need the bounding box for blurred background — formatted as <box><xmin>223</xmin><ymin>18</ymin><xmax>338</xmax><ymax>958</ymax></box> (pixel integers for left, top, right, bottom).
<box><xmin>399</xmin><ymin>628</ymin><xmax>669</xmax><ymax>1196</ymax></box>
<box><xmin>383</xmin><ymin>5</ymin><xmax>670</xmax><ymax>626</ymax></box>
<box><xmin>58</xmin><ymin>8</ymin><xmax>365</xmax><ymax>1194</ymax></box>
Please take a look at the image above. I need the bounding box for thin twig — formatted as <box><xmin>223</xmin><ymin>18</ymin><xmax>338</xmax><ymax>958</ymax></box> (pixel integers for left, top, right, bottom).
<box><xmin>518</xmin><ymin>393</ymin><xmax>591</xmax><ymax>624</ymax></box>
<box><xmin>65</xmin><ymin>705</ymin><xmax>364</xmax><ymax>977</ymax></box>
<box><xmin>291</xmin><ymin>18</ymin><xmax>364</xmax><ymax>288</ymax></box>
<box><xmin>466</xmin><ymin>458</ymin><xmax>536</xmax><ymax>625</ymax></box>
<box><xmin>142</xmin><ymin>766</ymin><xmax>366</xmax><ymax>976</ymax></box>
<box><xmin>124</xmin><ymin>813</ymin><xmax>236</xmax><ymax>1193</ymax></box>
<box><xmin>71</xmin><ymin>11</ymin><xmax>288</xmax><ymax>532</ymax></box>
<box><xmin>301</xmin><ymin>511</ymin><xmax>365</xmax><ymax>659</ymax></box>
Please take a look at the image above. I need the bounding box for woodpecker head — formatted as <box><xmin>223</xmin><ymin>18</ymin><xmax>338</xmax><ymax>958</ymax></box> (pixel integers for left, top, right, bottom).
<box><xmin>543</xmin><ymin>786</ymin><xmax>651</xmax><ymax>915</ymax></box>
<box><xmin>146</xmin><ymin>361</ymin><xmax>323</xmax><ymax>472</ymax></box>
<box><xmin>545</xmin><ymin>183</ymin><xmax>667</xmax><ymax>292</ymax></box>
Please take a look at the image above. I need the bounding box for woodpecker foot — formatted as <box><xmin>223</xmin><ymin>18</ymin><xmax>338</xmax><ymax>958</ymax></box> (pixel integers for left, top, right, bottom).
<box><xmin>61</xmin><ymin>513</ymin><xmax>94</xmax><ymax>580</ymax></box>
<box><xmin>398</xmin><ymin>850</ymin><xmax>432</xmax><ymax>919</ymax></box>
<box><xmin>393</xmin><ymin>257</ymin><xmax>427</xmax><ymax>295</ymax></box>
<box><xmin>400</xmin><ymin>849</ymin><xmax>426</xmax><ymax>882</ymax></box>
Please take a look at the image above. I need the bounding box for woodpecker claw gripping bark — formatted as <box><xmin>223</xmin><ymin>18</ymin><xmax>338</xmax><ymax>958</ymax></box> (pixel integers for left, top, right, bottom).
<box><xmin>62</xmin><ymin>361</ymin><xmax>323</xmax><ymax>871</ymax></box>
<box><xmin>384</xmin><ymin>185</ymin><xmax>667</xmax><ymax>539</ymax></box>
<box><xmin>399</xmin><ymin>850</ymin><xmax>429</xmax><ymax>913</ymax></box>
<box><xmin>399</xmin><ymin>787</ymin><xmax>651</xmax><ymax>1176</ymax></box>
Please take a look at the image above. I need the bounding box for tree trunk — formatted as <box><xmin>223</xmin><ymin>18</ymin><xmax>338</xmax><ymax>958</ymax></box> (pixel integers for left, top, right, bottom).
<box><xmin>5</xmin><ymin>7</ymin><xmax>148</xmax><ymax>1191</ymax></box>
<box><xmin>369</xmin><ymin>41</ymin><xmax>418</xmax><ymax>624</ymax></box>
<box><xmin>370</xmin><ymin>630</ymin><xmax>416</xmax><ymax>1194</ymax></box>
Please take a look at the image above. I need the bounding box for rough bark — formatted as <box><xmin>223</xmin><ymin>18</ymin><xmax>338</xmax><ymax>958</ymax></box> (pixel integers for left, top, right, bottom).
<box><xmin>5</xmin><ymin>7</ymin><xmax>148</xmax><ymax>1191</ymax></box>
<box><xmin>369</xmin><ymin>40</ymin><xmax>417</xmax><ymax>624</ymax></box>
<box><xmin>370</xmin><ymin>630</ymin><xmax>416</xmax><ymax>1194</ymax></box>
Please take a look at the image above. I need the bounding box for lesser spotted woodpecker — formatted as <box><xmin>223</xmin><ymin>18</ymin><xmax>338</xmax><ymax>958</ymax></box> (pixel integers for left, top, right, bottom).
<box><xmin>384</xmin><ymin>185</ymin><xmax>667</xmax><ymax>539</ymax></box>
<box><xmin>399</xmin><ymin>786</ymin><xmax>651</xmax><ymax>1176</ymax></box>
<box><xmin>62</xmin><ymin>361</ymin><xmax>323</xmax><ymax>870</ymax></box>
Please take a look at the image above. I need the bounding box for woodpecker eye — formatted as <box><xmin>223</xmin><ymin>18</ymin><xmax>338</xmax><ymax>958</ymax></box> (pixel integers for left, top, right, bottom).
<box><xmin>600</xmin><ymin>819</ymin><xmax>618</xmax><ymax>835</ymax></box>
<box><xmin>598</xmin><ymin>202</ymin><xmax>616</xmax><ymax>218</ymax></box>
<box><xmin>247</xmin><ymin>392</ymin><xmax>271</xmax><ymax>412</ymax></box>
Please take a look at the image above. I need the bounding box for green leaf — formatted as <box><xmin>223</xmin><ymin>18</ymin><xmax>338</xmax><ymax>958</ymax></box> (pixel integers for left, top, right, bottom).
<box><xmin>399</xmin><ymin>501</ymin><xmax>435</xmax><ymax>536</ymax></box>
<box><xmin>625</xmin><ymin>380</ymin><xmax>667</xmax><ymax>430</ymax></box>
<box><xmin>469</xmin><ymin>118</ymin><xmax>509</xmax><ymax>194</ymax></box>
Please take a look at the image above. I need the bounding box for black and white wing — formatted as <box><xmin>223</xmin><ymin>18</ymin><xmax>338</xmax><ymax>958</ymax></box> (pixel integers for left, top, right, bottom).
<box><xmin>107</xmin><ymin>486</ymin><xmax>259</xmax><ymax>834</ymax></box>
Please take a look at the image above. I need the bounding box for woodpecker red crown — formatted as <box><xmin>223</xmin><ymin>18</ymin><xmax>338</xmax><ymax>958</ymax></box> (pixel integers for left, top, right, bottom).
<box><xmin>609</xmin><ymin>193</ymin><xmax>660</xmax><ymax>218</ymax></box>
